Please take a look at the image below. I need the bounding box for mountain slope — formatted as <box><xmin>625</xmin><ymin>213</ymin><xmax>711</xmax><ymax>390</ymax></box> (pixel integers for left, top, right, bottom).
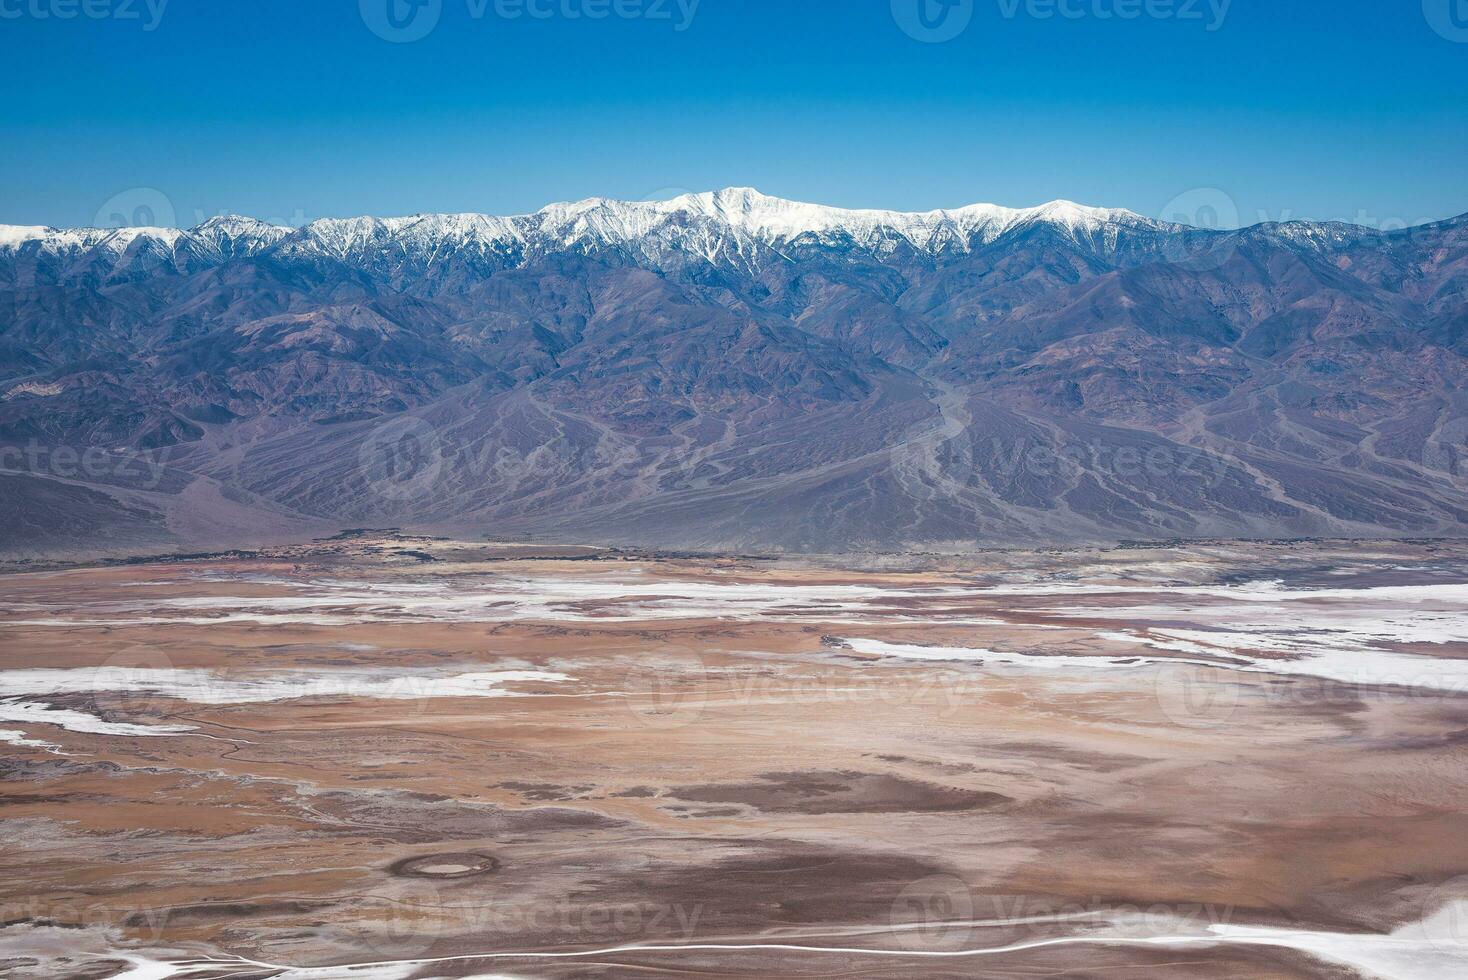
<box><xmin>2</xmin><ymin>189</ymin><xmax>1466</xmax><ymax>556</ymax></box>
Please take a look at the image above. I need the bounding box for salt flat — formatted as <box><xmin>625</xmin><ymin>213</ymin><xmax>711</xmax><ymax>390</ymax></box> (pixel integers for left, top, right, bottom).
<box><xmin>1</xmin><ymin>535</ymin><xmax>1466</xmax><ymax>979</ymax></box>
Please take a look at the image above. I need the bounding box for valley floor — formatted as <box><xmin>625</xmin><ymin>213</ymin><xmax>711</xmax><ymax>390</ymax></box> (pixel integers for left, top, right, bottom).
<box><xmin>1</xmin><ymin>536</ymin><xmax>1466</xmax><ymax>978</ymax></box>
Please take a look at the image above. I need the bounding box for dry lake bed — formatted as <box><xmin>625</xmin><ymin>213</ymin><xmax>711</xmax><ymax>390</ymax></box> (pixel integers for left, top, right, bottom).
<box><xmin>2</xmin><ymin>536</ymin><xmax>1467</xmax><ymax>978</ymax></box>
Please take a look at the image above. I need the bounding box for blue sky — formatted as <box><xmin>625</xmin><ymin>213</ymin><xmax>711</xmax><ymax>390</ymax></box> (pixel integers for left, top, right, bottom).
<box><xmin>1</xmin><ymin>0</ymin><xmax>1465</xmax><ymax>228</ymax></box>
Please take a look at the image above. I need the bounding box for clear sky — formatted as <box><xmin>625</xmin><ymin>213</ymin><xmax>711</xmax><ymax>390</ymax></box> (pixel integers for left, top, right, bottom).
<box><xmin>2</xmin><ymin>0</ymin><xmax>1465</xmax><ymax>229</ymax></box>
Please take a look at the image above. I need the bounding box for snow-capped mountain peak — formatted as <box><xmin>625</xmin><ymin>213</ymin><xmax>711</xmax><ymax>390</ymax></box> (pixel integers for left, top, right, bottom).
<box><xmin>0</xmin><ymin>189</ymin><xmax>1164</xmax><ymax>267</ymax></box>
<box><xmin>491</xmin><ymin>188</ymin><xmax>1164</xmax><ymax>262</ymax></box>
<box><xmin>11</xmin><ymin>189</ymin><xmax>1428</xmax><ymax>288</ymax></box>
<box><xmin>193</xmin><ymin>214</ymin><xmax>291</xmax><ymax>237</ymax></box>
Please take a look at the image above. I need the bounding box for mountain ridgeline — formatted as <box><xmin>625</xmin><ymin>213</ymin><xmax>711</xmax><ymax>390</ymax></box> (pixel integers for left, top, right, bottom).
<box><xmin>2</xmin><ymin>188</ymin><xmax>1466</xmax><ymax>555</ymax></box>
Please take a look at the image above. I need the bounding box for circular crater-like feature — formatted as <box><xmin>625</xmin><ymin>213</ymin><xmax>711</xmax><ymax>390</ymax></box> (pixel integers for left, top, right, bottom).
<box><xmin>389</xmin><ymin>852</ymin><xmax>500</xmax><ymax>879</ymax></box>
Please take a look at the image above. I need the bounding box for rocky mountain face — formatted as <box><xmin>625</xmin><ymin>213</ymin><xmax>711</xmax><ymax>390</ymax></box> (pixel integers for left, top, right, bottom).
<box><xmin>2</xmin><ymin>188</ymin><xmax>1466</xmax><ymax>556</ymax></box>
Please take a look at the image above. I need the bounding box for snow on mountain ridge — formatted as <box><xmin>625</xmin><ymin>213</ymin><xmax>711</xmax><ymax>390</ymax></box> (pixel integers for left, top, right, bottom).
<box><xmin>0</xmin><ymin>225</ymin><xmax>56</xmax><ymax>249</ymax></box>
<box><xmin>0</xmin><ymin>220</ymin><xmax>269</xmax><ymax>259</ymax></box>
<box><xmin>193</xmin><ymin>215</ymin><xmax>292</xmax><ymax>238</ymax></box>
<box><xmin>0</xmin><ymin>224</ymin><xmax>178</xmax><ymax>251</ymax></box>
<box><xmin>0</xmin><ymin>190</ymin><xmax>1160</xmax><ymax>260</ymax></box>
<box><xmin>677</xmin><ymin>187</ymin><xmax>1018</xmax><ymax>238</ymax></box>
<box><xmin>13</xmin><ymin>191</ymin><xmax>1411</xmax><ymax>280</ymax></box>
<box><xmin>256</xmin><ymin>190</ymin><xmax>1142</xmax><ymax>270</ymax></box>
<box><xmin>518</xmin><ymin>188</ymin><xmax>1161</xmax><ymax>252</ymax></box>
<box><xmin>186</xmin><ymin>216</ymin><xmax>294</xmax><ymax>264</ymax></box>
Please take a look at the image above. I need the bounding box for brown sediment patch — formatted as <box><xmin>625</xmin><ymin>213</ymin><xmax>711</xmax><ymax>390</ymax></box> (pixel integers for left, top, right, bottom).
<box><xmin>0</xmin><ymin>794</ymin><xmax>88</xmax><ymax>805</ymax></box>
<box><xmin>669</xmin><ymin>770</ymin><xmax>1013</xmax><ymax>815</ymax></box>
<box><xmin>992</xmin><ymin>740</ymin><xmax>1151</xmax><ymax>772</ymax></box>
<box><xmin>1388</xmin><ymin>640</ymin><xmax>1468</xmax><ymax>660</ymax></box>
<box><xmin>123</xmin><ymin>900</ymin><xmax>332</xmax><ymax>925</ymax></box>
<box><xmin>496</xmin><ymin>781</ymin><xmax>595</xmax><ymax>801</ymax></box>
<box><xmin>607</xmin><ymin>844</ymin><xmax>959</xmax><ymax>930</ymax></box>
<box><xmin>306</xmin><ymin>792</ymin><xmax>621</xmax><ymax>844</ymax></box>
<box><xmin>389</xmin><ymin>852</ymin><xmax>500</xmax><ymax>879</ymax></box>
<box><xmin>1382</xmin><ymin>726</ymin><xmax>1468</xmax><ymax>750</ymax></box>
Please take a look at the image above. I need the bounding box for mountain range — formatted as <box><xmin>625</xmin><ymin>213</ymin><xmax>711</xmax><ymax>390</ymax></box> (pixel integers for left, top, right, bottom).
<box><xmin>2</xmin><ymin>187</ymin><xmax>1466</xmax><ymax>556</ymax></box>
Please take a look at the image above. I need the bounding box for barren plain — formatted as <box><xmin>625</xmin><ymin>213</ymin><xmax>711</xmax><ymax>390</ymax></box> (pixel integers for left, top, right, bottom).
<box><xmin>1</xmin><ymin>536</ymin><xmax>1467</xmax><ymax>978</ymax></box>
